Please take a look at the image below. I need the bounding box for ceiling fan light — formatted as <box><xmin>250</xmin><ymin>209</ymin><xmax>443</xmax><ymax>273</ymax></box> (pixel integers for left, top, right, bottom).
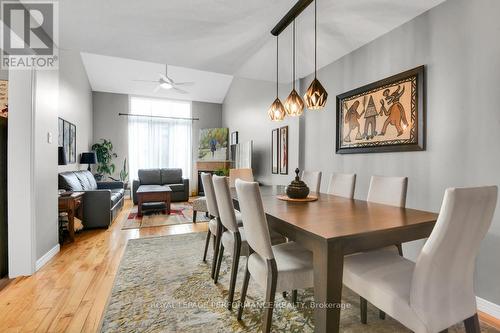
<box><xmin>284</xmin><ymin>89</ymin><xmax>304</xmax><ymax>116</ymax></box>
<box><xmin>304</xmin><ymin>78</ymin><xmax>328</xmax><ymax>110</ymax></box>
<box><xmin>268</xmin><ymin>98</ymin><xmax>286</xmax><ymax>121</ymax></box>
<box><xmin>160</xmin><ymin>82</ymin><xmax>173</xmax><ymax>90</ymax></box>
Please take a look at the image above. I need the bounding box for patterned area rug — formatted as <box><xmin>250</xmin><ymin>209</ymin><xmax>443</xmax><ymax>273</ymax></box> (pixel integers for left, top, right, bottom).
<box><xmin>122</xmin><ymin>203</ymin><xmax>209</xmax><ymax>230</ymax></box>
<box><xmin>101</xmin><ymin>233</ymin><xmax>499</xmax><ymax>332</ymax></box>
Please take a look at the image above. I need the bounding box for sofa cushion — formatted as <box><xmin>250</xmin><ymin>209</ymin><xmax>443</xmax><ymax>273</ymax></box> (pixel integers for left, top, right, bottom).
<box><xmin>139</xmin><ymin>169</ymin><xmax>161</xmax><ymax>185</ymax></box>
<box><xmin>111</xmin><ymin>188</ymin><xmax>125</xmax><ymax>196</ymax></box>
<box><xmin>168</xmin><ymin>183</ymin><xmax>186</xmax><ymax>192</ymax></box>
<box><xmin>76</xmin><ymin>171</ymin><xmax>98</xmax><ymax>190</ymax></box>
<box><xmin>59</xmin><ymin>172</ymin><xmax>84</xmax><ymax>191</ymax></box>
<box><xmin>161</xmin><ymin>168</ymin><xmax>182</xmax><ymax>185</ymax></box>
<box><xmin>110</xmin><ymin>191</ymin><xmax>123</xmax><ymax>207</ymax></box>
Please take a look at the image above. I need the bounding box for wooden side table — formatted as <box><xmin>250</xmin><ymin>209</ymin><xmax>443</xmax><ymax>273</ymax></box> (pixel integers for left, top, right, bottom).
<box><xmin>58</xmin><ymin>192</ymin><xmax>84</xmax><ymax>243</ymax></box>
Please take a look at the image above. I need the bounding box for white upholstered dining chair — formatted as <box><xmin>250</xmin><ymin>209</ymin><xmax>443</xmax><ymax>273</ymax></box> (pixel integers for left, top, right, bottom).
<box><xmin>360</xmin><ymin>175</ymin><xmax>409</xmax><ymax>322</ymax></box>
<box><xmin>343</xmin><ymin>186</ymin><xmax>498</xmax><ymax>333</ymax></box>
<box><xmin>229</xmin><ymin>168</ymin><xmax>254</xmax><ymax>188</ymax></box>
<box><xmin>327</xmin><ymin>173</ymin><xmax>356</xmax><ymax>198</ymax></box>
<box><xmin>212</xmin><ymin>175</ymin><xmax>285</xmax><ymax>310</ymax></box>
<box><xmin>200</xmin><ymin>173</ymin><xmax>221</xmax><ymax>279</ymax></box>
<box><xmin>300</xmin><ymin>170</ymin><xmax>322</xmax><ymax>193</ymax></box>
<box><xmin>235</xmin><ymin>179</ymin><xmax>314</xmax><ymax>333</ymax></box>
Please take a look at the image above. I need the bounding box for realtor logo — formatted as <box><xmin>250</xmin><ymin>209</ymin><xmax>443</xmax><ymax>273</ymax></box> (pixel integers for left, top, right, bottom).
<box><xmin>1</xmin><ymin>1</ymin><xmax>58</xmax><ymax>69</ymax></box>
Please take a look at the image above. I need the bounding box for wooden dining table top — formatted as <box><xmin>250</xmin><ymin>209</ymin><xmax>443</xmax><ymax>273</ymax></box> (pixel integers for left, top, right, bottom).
<box><xmin>231</xmin><ymin>185</ymin><xmax>439</xmax><ymax>241</ymax></box>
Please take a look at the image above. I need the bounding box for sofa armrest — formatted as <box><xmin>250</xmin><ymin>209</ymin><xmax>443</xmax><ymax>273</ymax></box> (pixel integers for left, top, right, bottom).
<box><xmin>83</xmin><ymin>190</ymin><xmax>112</xmax><ymax>228</ymax></box>
<box><xmin>97</xmin><ymin>181</ymin><xmax>124</xmax><ymax>190</ymax></box>
<box><xmin>132</xmin><ymin>179</ymin><xmax>140</xmax><ymax>204</ymax></box>
<box><xmin>182</xmin><ymin>178</ymin><xmax>189</xmax><ymax>200</ymax></box>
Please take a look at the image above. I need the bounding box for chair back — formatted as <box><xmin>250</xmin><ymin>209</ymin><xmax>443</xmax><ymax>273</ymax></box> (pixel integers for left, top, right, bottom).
<box><xmin>327</xmin><ymin>173</ymin><xmax>356</xmax><ymax>198</ymax></box>
<box><xmin>367</xmin><ymin>175</ymin><xmax>408</xmax><ymax>207</ymax></box>
<box><xmin>300</xmin><ymin>170</ymin><xmax>322</xmax><ymax>193</ymax></box>
<box><xmin>235</xmin><ymin>179</ymin><xmax>274</xmax><ymax>260</ymax></box>
<box><xmin>200</xmin><ymin>172</ymin><xmax>219</xmax><ymax>218</ymax></box>
<box><xmin>410</xmin><ymin>186</ymin><xmax>497</xmax><ymax>332</ymax></box>
<box><xmin>213</xmin><ymin>175</ymin><xmax>239</xmax><ymax>233</ymax></box>
<box><xmin>229</xmin><ymin>168</ymin><xmax>254</xmax><ymax>188</ymax></box>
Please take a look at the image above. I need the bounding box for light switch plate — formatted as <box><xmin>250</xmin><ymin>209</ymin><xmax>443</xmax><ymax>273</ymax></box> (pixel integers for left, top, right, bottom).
<box><xmin>47</xmin><ymin>132</ymin><xmax>53</xmax><ymax>143</ymax></box>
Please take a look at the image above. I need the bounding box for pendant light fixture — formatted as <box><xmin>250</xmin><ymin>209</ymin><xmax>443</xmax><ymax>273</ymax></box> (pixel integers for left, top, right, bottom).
<box><xmin>284</xmin><ymin>20</ymin><xmax>304</xmax><ymax>117</ymax></box>
<box><xmin>268</xmin><ymin>36</ymin><xmax>286</xmax><ymax>121</ymax></box>
<box><xmin>304</xmin><ymin>0</ymin><xmax>328</xmax><ymax>110</ymax></box>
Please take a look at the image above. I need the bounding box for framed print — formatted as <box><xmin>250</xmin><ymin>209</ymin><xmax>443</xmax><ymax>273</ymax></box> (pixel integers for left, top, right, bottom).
<box><xmin>336</xmin><ymin>66</ymin><xmax>425</xmax><ymax>154</ymax></box>
<box><xmin>271</xmin><ymin>128</ymin><xmax>279</xmax><ymax>174</ymax></box>
<box><xmin>69</xmin><ymin>123</ymin><xmax>76</xmax><ymax>163</ymax></box>
<box><xmin>59</xmin><ymin>117</ymin><xmax>77</xmax><ymax>164</ymax></box>
<box><xmin>231</xmin><ymin>131</ymin><xmax>239</xmax><ymax>145</ymax></box>
<box><xmin>63</xmin><ymin>121</ymin><xmax>70</xmax><ymax>162</ymax></box>
<box><xmin>198</xmin><ymin>128</ymin><xmax>229</xmax><ymax>161</ymax></box>
<box><xmin>0</xmin><ymin>80</ymin><xmax>8</xmax><ymax>118</ymax></box>
<box><xmin>279</xmin><ymin>126</ymin><xmax>288</xmax><ymax>175</ymax></box>
<box><xmin>58</xmin><ymin>118</ymin><xmax>64</xmax><ymax>146</ymax></box>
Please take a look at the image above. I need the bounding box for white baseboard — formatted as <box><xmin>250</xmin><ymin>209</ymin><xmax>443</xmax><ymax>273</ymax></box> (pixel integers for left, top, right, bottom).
<box><xmin>35</xmin><ymin>244</ymin><xmax>60</xmax><ymax>271</ymax></box>
<box><xmin>477</xmin><ymin>296</ymin><xmax>500</xmax><ymax>319</ymax></box>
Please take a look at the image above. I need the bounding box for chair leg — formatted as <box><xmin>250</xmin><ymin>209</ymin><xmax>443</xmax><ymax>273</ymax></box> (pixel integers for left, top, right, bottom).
<box><xmin>202</xmin><ymin>231</ymin><xmax>211</xmax><ymax>262</ymax></box>
<box><xmin>193</xmin><ymin>210</ymin><xmax>197</xmax><ymax>223</ymax></box>
<box><xmin>214</xmin><ymin>244</ymin><xmax>224</xmax><ymax>283</ymax></box>
<box><xmin>360</xmin><ymin>296</ymin><xmax>367</xmax><ymax>324</ymax></box>
<box><xmin>464</xmin><ymin>313</ymin><xmax>480</xmax><ymax>333</ymax></box>
<box><xmin>205</xmin><ymin>211</ymin><xmax>209</xmax><ymax>217</ymax></box>
<box><xmin>379</xmin><ymin>310</ymin><xmax>386</xmax><ymax>320</ymax></box>
<box><xmin>211</xmin><ymin>229</ymin><xmax>221</xmax><ymax>279</ymax></box>
<box><xmin>227</xmin><ymin>234</ymin><xmax>241</xmax><ymax>310</ymax></box>
<box><xmin>262</xmin><ymin>259</ymin><xmax>278</xmax><ymax>333</ymax></box>
<box><xmin>291</xmin><ymin>290</ymin><xmax>298</xmax><ymax>305</ymax></box>
<box><xmin>237</xmin><ymin>262</ymin><xmax>251</xmax><ymax>321</ymax></box>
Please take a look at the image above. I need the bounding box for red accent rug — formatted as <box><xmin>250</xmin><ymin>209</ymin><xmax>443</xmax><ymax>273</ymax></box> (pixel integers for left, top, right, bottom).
<box><xmin>122</xmin><ymin>202</ymin><xmax>209</xmax><ymax>230</ymax></box>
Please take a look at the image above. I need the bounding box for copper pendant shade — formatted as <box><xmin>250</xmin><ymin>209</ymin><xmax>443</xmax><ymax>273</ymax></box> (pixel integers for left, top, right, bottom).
<box><xmin>268</xmin><ymin>97</ymin><xmax>286</xmax><ymax>121</ymax></box>
<box><xmin>304</xmin><ymin>77</ymin><xmax>328</xmax><ymax>109</ymax></box>
<box><xmin>285</xmin><ymin>20</ymin><xmax>304</xmax><ymax>117</ymax></box>
<box><xmin>284</xmin><ymin>89</ymin><xmax>304</xmax><ymax>116</ymax></box>
<box><xmin>268</xmin><ymin>36</ymin><xmax>286</xmax><ymax>121</ymax></box>
<box><xmin>304</xmin><ymin>0</ymin><xmax>328</xmax><ymax>110</ymax></box>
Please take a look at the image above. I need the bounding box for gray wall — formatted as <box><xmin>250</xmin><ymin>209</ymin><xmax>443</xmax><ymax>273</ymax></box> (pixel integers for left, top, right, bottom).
<box><xmin>92</xmin><ymin>92</ymin><xmax>129</xmax><ymax>180</ymax></box>
<box><xmin>58</xmin><ymin>50</ymin><xmax>94</xmax><ymax>172</ymax></box>
<box><xmin>92</xmin><ymin>93</ymin><xmax>223</xmax><ymax>192</ymax></box>
<box><xmin>192</xmin><ymin>101</ymin><xmax>222</xmax><ymax>192</ymax></box>
<box><xmin>222</xmin><ymin>0</ymin><xmax>500</xmax><ymax>306</ymax></box>
<box><xmin>222</xmin><ymin>77</ymin><xmax>300</xmax><ymax>185</ymax></box>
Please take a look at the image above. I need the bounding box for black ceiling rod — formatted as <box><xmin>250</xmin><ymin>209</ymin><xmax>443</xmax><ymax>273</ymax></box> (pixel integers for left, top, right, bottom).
<box><xmin>271</xmin><ymin>0</ymin><xmax>314</xmax><ymax>36</ymax></box>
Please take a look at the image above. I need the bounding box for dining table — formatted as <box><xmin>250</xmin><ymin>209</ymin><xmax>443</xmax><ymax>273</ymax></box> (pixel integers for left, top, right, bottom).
<box><xmin>231</xmin><ymin>185</ymin><xmax>439</xmax><ymax>333</ymax></box>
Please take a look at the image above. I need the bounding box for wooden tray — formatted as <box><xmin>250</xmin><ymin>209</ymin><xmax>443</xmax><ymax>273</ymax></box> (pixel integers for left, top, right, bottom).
<box><xmin>276</xmin><ymin>195</ymin><xmax>318</xmax><ymax>202</ymax></box>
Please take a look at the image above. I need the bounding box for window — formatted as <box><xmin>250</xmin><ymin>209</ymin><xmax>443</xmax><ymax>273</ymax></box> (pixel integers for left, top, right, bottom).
<box><xmin>128</xmin><ymin>96</ymin><xmax>192</xmax><ymax>184</ymax></box>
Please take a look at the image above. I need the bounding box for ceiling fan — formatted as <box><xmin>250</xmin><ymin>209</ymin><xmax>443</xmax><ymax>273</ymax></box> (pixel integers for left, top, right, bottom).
<box><xmin>133</xmin><ymin>64</ymin><xmax>194</xmax><ymax>94</ymax></box>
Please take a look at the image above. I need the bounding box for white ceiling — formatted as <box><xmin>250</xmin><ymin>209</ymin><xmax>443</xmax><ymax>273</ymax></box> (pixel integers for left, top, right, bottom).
<box><xmin>80</xmin><ymin>53</ymin><xmax>233</xmax><ymax>103</ymax></box>
<box><xmin>60</xmin><ymin>0</ymin><xmax>446</xmax><ymax>100</ymax></box>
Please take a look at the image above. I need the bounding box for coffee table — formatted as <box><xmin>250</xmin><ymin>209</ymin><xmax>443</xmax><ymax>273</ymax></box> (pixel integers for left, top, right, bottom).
<box><xmin>136</xmin><ymin>185</ymin><xmax>172</xmax><ymax>216</ymax></box>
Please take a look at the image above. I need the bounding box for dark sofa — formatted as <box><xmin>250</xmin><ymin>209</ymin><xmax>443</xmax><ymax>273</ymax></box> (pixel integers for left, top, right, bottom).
<box><xmin>58</xmin><ymin>170</ymin><xmax>124</xmax><ymax>228</ymax></box>
<box><xmin>132</xmin><ymin>168</ymin><xmax>189</xmax><ymax>204</ymax></box>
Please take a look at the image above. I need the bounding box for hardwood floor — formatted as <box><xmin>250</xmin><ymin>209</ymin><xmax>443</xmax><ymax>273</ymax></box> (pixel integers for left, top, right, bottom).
<box><xmin>0</xmin><ymin>199</ymin><xmax>207</xmax><ymax>333</ymax></box>
<box><xmin>0</xmin><ymin>199</ymin><xmax>498</xmax><ymax>332</ymax></box>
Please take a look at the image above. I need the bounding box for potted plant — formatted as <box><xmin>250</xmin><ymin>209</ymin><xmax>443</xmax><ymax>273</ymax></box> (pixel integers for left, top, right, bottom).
<box><xmin>119</xmin><ymin>158</ymin><xmax>129</xmax><ymax>189</ymax></box>
<box><xmin>91</xmin><ymin>139</ymin><xmax>117</xmax><ymax>181</ymax></box>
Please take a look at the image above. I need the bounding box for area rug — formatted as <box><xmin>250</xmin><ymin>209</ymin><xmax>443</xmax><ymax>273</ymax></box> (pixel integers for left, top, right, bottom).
<box><xmin>122</xmin><ymin>203</ymin><xmax>209</xmax><ymax>230</ymax></box>
<box><xmin>100</xmin><ymin>233</ymin><xmax>499</xmax><ymax>333</ymax></box>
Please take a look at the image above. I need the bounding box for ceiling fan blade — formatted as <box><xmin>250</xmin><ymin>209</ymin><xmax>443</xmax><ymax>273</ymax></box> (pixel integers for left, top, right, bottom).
<box><xmin>133</xmin><ymin>79</ymin><xmax>158</xmax><ymax>83</ymax></box>
<box><xmin>153</xmin><ymin>85</ymin><xmax>161</xmax><ymax>93</ymax></box>
<box><xmin>173</xmin><ymin>82</ymin><xmax>195</xmax><ymax>86</ymax></box>
<box><xmin>172</xmin><ymin>87</ymin><xmax>188</xmax><ymax>94</ymax></box>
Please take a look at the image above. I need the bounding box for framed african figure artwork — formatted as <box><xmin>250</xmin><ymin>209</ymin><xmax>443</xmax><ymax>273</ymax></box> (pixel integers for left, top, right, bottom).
<box><xmin>336</xmin><ymin>66</ymin><xmax>425</xmax><ymax>154</ymax></box>
<box><xmin>271</xmin><ymin>128</ymin><xmax>279</xmax><ymax>174</ymax></box>
<box><xmin>279</xmin><ymin>126</ymin><xmax>288</xmax><ymax>175</ymax></box>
